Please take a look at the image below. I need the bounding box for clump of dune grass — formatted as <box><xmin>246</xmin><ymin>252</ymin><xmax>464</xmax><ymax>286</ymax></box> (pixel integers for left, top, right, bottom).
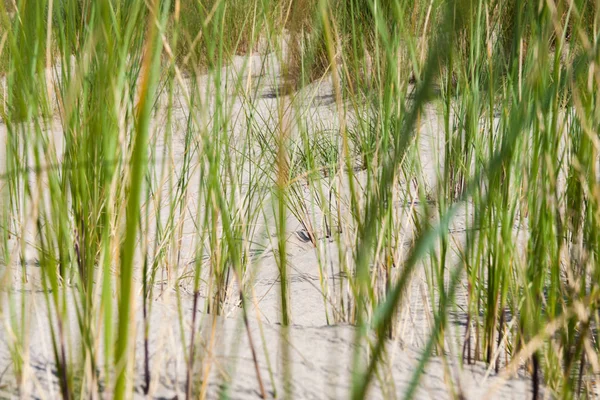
<box><xmin>0</xmin><ymin>0</ymin><xmax>599</xmax><ymax>399</ymax></box>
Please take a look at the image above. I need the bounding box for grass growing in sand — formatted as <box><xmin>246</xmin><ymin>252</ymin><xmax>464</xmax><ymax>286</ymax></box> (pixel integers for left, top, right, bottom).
<box><xmin>1</xmin><ymin>0</ymin><xmax>600</xmax><ymax>398</ymax></box>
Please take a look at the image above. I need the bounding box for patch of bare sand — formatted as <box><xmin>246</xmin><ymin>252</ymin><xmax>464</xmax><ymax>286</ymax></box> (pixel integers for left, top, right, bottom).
<box><xmin>0</xmin><ymin>287</ymin><xmax>537</xmax><ymax>399</ymax></box>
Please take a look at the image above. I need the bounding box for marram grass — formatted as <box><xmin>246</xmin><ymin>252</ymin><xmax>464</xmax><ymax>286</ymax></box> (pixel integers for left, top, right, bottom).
<box><xmin>0</xmin><ymin>0</ymin><xmax>599</xmax><ymax>398</ymax></box>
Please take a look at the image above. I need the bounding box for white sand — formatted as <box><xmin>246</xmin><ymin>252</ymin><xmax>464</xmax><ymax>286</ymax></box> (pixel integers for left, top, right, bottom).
<box><xmin>0</xmin><ymin>47</ymin><xmax>543</xmax><ymax>399</ymax></box>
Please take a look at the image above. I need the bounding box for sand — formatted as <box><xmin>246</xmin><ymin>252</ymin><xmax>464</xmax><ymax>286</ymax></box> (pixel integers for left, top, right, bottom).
<box><xmin>0</xmin><ymin>46</ymin><xmax>544</xmax><ymax>399</ymax></box>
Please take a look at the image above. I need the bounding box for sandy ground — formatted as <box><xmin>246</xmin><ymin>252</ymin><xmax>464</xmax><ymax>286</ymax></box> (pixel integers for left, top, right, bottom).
<box><xmin>0</xmin><ymin>47</ymin><xmax>545</xmax><ymax>399</ymax></box>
